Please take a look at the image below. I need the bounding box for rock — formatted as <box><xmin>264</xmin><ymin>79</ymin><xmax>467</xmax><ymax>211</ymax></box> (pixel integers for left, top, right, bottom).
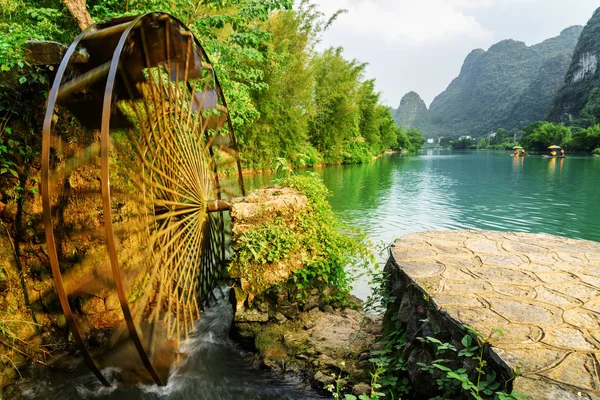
<box><xmin>274</xmin><ymin>312</ymin><xmax>287</xmax><ymax>324</ymax></box>
<box><xmin>279</xmin><ymin>303</ymin><xmax>299</xmax><ymax>319</ymax></box>
<box><xmin>254</xmin><ymin>298</ymin><xmax>270</xmax><ymax>313</ymax></box>
<box><xmin>80</xmin><ymin>296</ymin><xmax>106</xmax><ymax>315</ymax></box>
<box><xmin>276</xmin><ymin>287</ymin><xmax>290</xmax><ymax>305</ymax></box>
<box><xmin>313</xmin><ymin>370</ymin><xmax>335</xmax><ymax>386</ymax></box>
<box><xmin>303</xmin><ymin>319</ymin><xmax>316</xmax><ymax>330</ymax></box>
<box><xmin>105</xmin><ymin>292</ymin><xmax>120</xmax><ymax>311</ymax></box>
<box><xmin>314</xmin><ymin>354</ymin><xmax>336</xmax><ymax>369</ymax></box>
<box><xmin>230</xmin><ymin>187</ymin><xmax>308</xmax><ymax>223</ymax></box>
<box><xmin>322</xmin><ymin>305</ymin><xmax>333</xmax><ymax>313</ymax></box>
<box><xmin>302</xmin><ymin>294</ymin><xmax>321</xmax><ymax>312</ymax></box>
<box><xmin>353</xmin><ymin>382</ymin><xmax>371</xmax><ymax>396</ymax></box>
<box><xmin>235</xmin><ymin>307</ymin><xmax>269</xmax><ymax>323</ymax></box>
<box><xmin>283</xmin><ymin>332</ymin><xmax>307</xmax><ymax>349</ymax></box>
<box><xmin>406</xmin><ymin>347</ymin><xmax>435</xmax><ymax>397</ymax></box>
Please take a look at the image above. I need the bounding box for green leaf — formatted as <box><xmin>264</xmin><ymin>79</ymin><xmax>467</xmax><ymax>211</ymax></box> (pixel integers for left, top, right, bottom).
<box><xmin>432</xmin><ymin>363</ymin><xmax>451</xmax><ymax>372</ymax></box>
<box><xmin>18</xmin><ymin>76</ymin><xmax>27</xmax><ymax>84</ymax></box>
<box><xmin>461</xmin><ymin>334</ymin><xmax>472</xmax><ymax>347</ymax></box>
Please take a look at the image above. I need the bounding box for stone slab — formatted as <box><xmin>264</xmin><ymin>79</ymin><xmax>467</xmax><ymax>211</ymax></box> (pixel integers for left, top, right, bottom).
<box><xmin>391</xmin><ymin>230</ymin><xmax>600</xmax><ymax>399</ymax></box>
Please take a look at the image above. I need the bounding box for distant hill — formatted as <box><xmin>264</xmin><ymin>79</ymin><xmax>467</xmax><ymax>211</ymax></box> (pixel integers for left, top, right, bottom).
<box><xmin>393</xmin><ymin>91</ymin><xmax>430</xmax><ymax>131</ymax></box>
<box><xmin>549</xmin><ymin>7</ymin><xmax>600</xmax><ymax>124</ymax></box>
<box><xmin>395</xmin><ymin>26</ymin><xmax>583</xmax><ymax>138</ymax></box>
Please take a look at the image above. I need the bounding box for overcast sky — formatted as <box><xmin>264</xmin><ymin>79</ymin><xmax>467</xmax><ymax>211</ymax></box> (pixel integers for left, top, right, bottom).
<box><xmin>312</xmin><ymin>0</ymin><xmax>599</xmax><ymax>108</ymax></box>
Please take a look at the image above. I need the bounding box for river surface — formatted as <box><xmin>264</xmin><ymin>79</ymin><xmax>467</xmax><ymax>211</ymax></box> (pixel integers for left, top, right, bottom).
<box><xmin>20</xmin><ymin>150</ymin><xmax>600</xmax><ymax>398</ymax></box>
<box><xmin>248</xmin><ymin>150</ymin><xmax>600</xmax><ymax>298</ymax></box>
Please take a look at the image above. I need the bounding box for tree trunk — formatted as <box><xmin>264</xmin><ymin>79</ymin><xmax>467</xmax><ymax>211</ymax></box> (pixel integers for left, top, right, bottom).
<box><xmin>62</xmin><ymin>0</ymin><xmax>93</xmax><ymax>31</ymax></box>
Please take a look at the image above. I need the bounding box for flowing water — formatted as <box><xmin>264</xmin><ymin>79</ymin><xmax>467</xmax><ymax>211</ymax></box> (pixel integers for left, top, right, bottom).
<box><xmin>20</xmin><ymin>150</ymin><xmax>600</xmax><ymax>398</ymax></box>
<box><xmin>20</xmin><ymin>289</ymin><xmax>325</xmax><ymax>400</ymax></box>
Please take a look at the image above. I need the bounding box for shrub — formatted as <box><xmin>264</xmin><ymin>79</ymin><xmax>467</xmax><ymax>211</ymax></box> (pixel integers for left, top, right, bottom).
<box><xmin>229</xmin><ymin>173</ymin><xmax>370</xmax><ymax>302</ymax></box>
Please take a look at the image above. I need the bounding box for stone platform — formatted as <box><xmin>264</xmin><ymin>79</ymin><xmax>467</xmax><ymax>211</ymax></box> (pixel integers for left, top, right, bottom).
<box><xmin>388</xmin><ymin>230</ymin><xmax>600</xmax><ymax>399</ymax></box>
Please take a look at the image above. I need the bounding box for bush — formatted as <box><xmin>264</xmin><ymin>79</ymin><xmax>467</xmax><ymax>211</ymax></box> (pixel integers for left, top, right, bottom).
<box><xmin>229</xmin><ymin>173</ymin><xmax>370</xmax><ymax>302</ymax></box>
<box><xmin>593</xmin><ymin>147</ymin><xmax>600</xmax><ymax>155</ymax></box>
<box><xmin>341</xmin><ymin>138</ymin><xmax>374</xmax><ymax>164</ymax></box>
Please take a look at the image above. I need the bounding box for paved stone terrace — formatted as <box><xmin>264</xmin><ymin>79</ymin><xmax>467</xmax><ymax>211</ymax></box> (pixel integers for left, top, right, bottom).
<box><xmin>391</xmin><ymin>230</ymin><xmax>600</xmax><ymax>399</ymax></box>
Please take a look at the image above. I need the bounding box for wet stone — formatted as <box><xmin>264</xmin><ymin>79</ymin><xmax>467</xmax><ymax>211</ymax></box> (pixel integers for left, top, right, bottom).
<box><xmin>389</xmin><ymin>230</ymin><xmax>600</xmax><ymax>399</ymax></box>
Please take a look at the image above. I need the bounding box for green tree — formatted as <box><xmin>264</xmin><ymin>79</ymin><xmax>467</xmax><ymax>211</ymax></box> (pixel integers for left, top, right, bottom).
<box><xmin>491</xmin><ymin>128</ymin><xmax>509</xmax><ymax>145</ymax></box>
<box><xmin>357</xmin><ymin>79</ymin><xmax>381</xmax><ymax>152</ymax></box>
<box><xmin>394</xmin><ymin>126</ymin><xmax>410</xmax><ymax>150</ymax></box>
<box><xmin>570</xmin><ymin>124</ymin><xmax>600</xmax><ymax>152</ymax></box>
<box><xmin>451</xmin><ymin>138</ymin><xmax>475</xmax><ymax>149</ymax></box>
<box><xmin>406</xmin><ymin>127</ymin><xmax>425</xmax><ymax>151</ymax></box>
<box><xmin>241</xmin><ymin>6</ymin><xmax>317</xmax><ymax>169</ymax></box>
<box><xmin>377</xmin><ymin>106</ymin><xmax>399</xmax><ymax>151</ymax></box>
<box><xmin>309</xmin><ymin>47</ymin><xmax>364</xmax><ymax>161</ymax></box>
<box><xmin>439</xmin><ymin>136</ymin><xmax>453</xmax><ymax>148</ymax></box>
<box><xmin>520</xmin><ymin>121</ymin><xmax>572</xmax><ymax>151</ymax></box>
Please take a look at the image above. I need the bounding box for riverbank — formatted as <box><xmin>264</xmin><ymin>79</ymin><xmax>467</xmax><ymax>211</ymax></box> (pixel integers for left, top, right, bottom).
<box><xmin>238</xmin><ymin>148</ymin><xmax>412</xmax><ymax>176</ymax></box>
<box><xmin>232</xmin><ymin>293</ymin><xmax>381</xmax><ymax>396</ymax></box>
<box><xmin>227</xmin><ymin>176</ymin><xmax>381</xmax><ymax>396</ymax></box>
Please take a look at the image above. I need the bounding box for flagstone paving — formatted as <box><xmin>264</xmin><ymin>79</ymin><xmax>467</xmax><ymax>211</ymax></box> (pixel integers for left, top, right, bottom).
<box><xmin>390</xmin><ymin>230</ymin><xmax>600</xmax><ymax>399</ymax></box>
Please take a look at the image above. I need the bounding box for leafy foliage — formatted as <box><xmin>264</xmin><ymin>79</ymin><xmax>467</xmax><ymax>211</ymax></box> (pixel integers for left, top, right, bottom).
<box><xmin>0</xmin><ymin>1</ymin><xmax>401</xmax><ymax>174</ymax></box>
<box><xmin>519</xmin><ymin>121</ymin><xmax>572</xmax><ymax>151</ymax></box>
<box><xmin>0</xmin><ymin>1</ymin><xmax>78</xmax><ymax>71</ymax></box>
<box><xmin>405</xmin><ymin>128</ymin><xmax>425</xmax><ymax>151</ymax></box>
<box><xmin>229</xmin><ymin>173</ymin><xmax>370</xmax><ymax>300</ymax></box>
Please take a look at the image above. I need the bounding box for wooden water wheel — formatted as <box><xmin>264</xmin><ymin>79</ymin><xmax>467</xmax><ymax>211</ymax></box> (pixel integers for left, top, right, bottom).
<box><xmin>41</xmin><ymin>12</ymin><xmax>245</xmax><ymax>386</ymax></box>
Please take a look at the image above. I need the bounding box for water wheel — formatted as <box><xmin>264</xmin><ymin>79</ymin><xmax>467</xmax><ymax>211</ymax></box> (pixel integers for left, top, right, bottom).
<box><xmin>41</xmin><ymin>12</ymin><xmax>245</xmax><ymax>386</ymax></box>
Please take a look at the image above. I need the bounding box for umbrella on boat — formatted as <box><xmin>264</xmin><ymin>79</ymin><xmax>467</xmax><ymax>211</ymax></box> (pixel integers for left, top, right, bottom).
<box><xmin>512</xmin><ymin>146</ymin><xmax>523</xmax><ymax>149</ymax></box>
<box><xmin>548</xmin><ymin>145</ymin><xmax>561</xmax><ymax>149</ymax></box>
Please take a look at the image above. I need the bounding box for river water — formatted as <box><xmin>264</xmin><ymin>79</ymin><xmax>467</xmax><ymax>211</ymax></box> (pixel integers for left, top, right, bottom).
<box><xmin>19</xmin><ymin>150</ymin><xmax>600</xmax><ymax>398</ymax></box>
<box><xmin>250</xmin><ymin>150</ymin><xmax>600</xmax><ymax>299</ymax></box>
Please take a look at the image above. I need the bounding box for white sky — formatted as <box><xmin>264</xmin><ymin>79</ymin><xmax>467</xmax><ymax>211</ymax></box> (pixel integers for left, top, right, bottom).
<box><xmin>311</xmin><ymin>0</ymin><xmax>599</xmax><ymax>107</ymax></box>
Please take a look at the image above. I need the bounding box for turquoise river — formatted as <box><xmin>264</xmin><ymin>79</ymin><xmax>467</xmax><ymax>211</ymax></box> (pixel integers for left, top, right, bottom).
<box><xmin>248</xmin><ymin>150</ymin><xmax>600</xmax><ymax>298</ymax></box>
